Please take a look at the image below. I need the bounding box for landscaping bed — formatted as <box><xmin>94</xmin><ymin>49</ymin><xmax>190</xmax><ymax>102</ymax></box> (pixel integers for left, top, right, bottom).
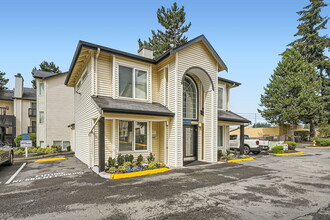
<box><xmin>218</xmin><ymin>149</ymin><xmax>252</xmax><ymax>162</ymax></box>
<box><xmin>106</xmin><ymin>153</ymin><xmax>169</xmax><ymax>177</ymax></box>
<box><xmin>14</xmin><ymin>145</ymin><xmax>72</xmax><ymax>158</ymax></box>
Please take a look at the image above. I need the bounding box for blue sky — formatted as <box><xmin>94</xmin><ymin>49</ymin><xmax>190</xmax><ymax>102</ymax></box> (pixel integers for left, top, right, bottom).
<box><xmin>0</xmin><ymin>0</ymin><xmax>329</xmax><ymax>122</ymax></box>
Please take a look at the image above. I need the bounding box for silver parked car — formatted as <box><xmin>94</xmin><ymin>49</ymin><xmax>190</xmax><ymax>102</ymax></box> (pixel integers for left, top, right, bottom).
<box><xmin>0</xmin><ymin>145</ymin><xmax>14</xmax><ymax>166</ymax></box>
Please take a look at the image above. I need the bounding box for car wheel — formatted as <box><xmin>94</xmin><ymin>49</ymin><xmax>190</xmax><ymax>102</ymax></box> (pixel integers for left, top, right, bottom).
<box><xmin>244</xmin><ymin>145</ymin><xmax>250</xmax><ymax>155</ymax></box>
<box><xmin>253</xmin><ymin>151</ymin><xmax>261</xmax><ymax>155</ymax></box>
<box><xmin>6</xmin><ymin>152</ymin><xmax>14</xmax><ymax>166</ymax></box>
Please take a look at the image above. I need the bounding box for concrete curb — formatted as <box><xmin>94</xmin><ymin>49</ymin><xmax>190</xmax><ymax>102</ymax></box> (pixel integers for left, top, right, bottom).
<box><xmin>34</xmin><ymin>157</ymin><xmax>68</xmax><ymax>163</ymax></box>
<box><xmin>15</xmin><ymin>152</ymin><xmax>74</xmax><ymax>161</ymax></box>
<box><xmin>99</xmin><ymin>168</ymin><xmax>171</xmax><ymax>180</ymax></box>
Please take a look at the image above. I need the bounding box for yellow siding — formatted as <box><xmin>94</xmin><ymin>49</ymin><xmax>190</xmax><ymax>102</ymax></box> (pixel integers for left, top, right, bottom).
<box><xmin>97</xmin><ymin>52</ymin><xmax>112</xmax><ymax>97</ymax></box>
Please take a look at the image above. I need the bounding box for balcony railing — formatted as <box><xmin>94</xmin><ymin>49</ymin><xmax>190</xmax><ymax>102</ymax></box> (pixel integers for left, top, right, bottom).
<box><xmin>28</xmin><ymin>126</ymin><xmax>36</xmax><ymax>133</ymax></box>
<box><xmin>28</xmin><ymin>108</ymin><xmax>37</xmax><ymax>117</ymax></box>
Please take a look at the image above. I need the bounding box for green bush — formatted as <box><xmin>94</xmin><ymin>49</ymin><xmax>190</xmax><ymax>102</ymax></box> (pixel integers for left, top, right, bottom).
<box><xmin>285</xmin><ymin>141</ymin><xmax>297</xmax><ymax>150</ymax></box>
<box><xmin>108</xmin><ymin>167</ymin><xmax>118</xmax><ymax>173</ymax></box>
<box><xmin>44</xmin><ymin>148</ymin><xmax>56</xmax><ymax>154</ymax></box>
<box><xmin>14</xmin><ymin>135</ymin><xmax>22</xmax><ymax>147</ymax></box>
<box><xmin>14</xmin><ymin>149</ymin><xmax>25</xmax><ymax>155</ymax></box>
<box><xmin>271</xmin><ymin>145</ymin><xmax>284</xmax><ymax>154</ymax></box>
<box><xmin>66</xmin><ymin>146</ymin><xmax>71</xmax><ymax>151</ymax></box>
<box><xmin>117</xmin><ymin>154</ymin><xmax>125</xmax><ymax>166</ymax></box>
<box><xmin>147</xmin><ymin>153</ymin><xmax>155</xmax><ymax>163</ymax></box>
<box><xmin>14</xmin><ymin>133</ymin><xmax>36</xmax><ymax>147</ymax></box>
<box><xmin>54</xmin><ymin>145</ymin><xmax>62</xmax><ymax>152</ymax></box>
<box><xmin>108</xmin><ymin>157</ymin><xmax>116</xmax><ymax>168</ymax></box>
<box><xmin>294</xmin><ymin>130</ymin><xmax>309</xmax><ymax>141</ymax></box>
<box><xmin>128</xmin><ymin>154</ymin><xmax>134</xmax><ymax>163</ymax></box>
<box><xmin>137</xmin><ymin>154</ymin><xmax>144</xmax><ymax>165</ymax></box>
<box><xmin>218</xmin><ymin>150</ymin><xmax>223</xmax><ymax>160</ymax></box>
<box><xmin>318</xmin><ymin>138</ymin><xmax>330</xmax><ymax>146</ymax></box>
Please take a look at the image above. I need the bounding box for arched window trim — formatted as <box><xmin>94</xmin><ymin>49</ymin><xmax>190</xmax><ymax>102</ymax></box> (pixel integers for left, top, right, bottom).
<box><xmin>183</xmin><ymin>75</ymin><xmax>198</xmax><ymax>120</ymax></box>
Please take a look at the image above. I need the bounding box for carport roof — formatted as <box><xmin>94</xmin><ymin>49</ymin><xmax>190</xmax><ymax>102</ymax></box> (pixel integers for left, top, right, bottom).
<box><xmin>92</xmin><ymin>96</ymin><xmax>175</xmax><ymax>117</ymax></box>
<box><xmin>218</xmin><ymin>110</ymin><xmax>250</xmax><ymax>123</ymax></box>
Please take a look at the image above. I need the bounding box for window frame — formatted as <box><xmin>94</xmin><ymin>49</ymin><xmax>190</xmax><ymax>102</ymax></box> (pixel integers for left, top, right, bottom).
<box><xmin>218</xmin><ymin>126</ymin><xmax>224</xmax><ymax>147</ymax></box>
<box><xmin>118</xmin><ymin>120</ymin><xmax>149</xmax><ymax>153</ymax></box>
<box><xmin>39</xmin><ymin>111</ymin><xmax>44</xmax><ymax>124</ymax></box>
<box><xmin>183</xmin><ymin>76</ymin><xmax>198</xmax><ymax>120</ymax></box>
<box><xmin>39</xmin><ymin>82</ymin><xmax>44</xmax><ymax>95</ymax></box>
<box><xmin>218</xmin><ymin>85</ymin><xmax>225</xmax><ymax>110</ymax></box>
<box><xmin>118</xmin><ymin>65</ymin><xmax>148</xmax><ymax>101</ymax></box>
<box><xmin>76</xmin><ymin>68</ymin><xmax>87</xmax><ymax>91</ymax></box>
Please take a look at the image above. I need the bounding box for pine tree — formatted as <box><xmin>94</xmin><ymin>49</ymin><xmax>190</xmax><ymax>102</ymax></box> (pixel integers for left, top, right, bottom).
<box><xmin>31</xmin><ymin>61</ymin><xmax>61</xmax><ymax>89</ymax></box>
<box><xmin>288</xmin><ymin>0</ymin><xmax>330</xmax><ymax>136</ymax></box>
<box><xmin>138</xmin><ymin>2</ymin><xmax>191</xmax><ymax>58</ymax></box>
<box><xmin>259</xmin><ymin>49</ymin><xmax>323</xmax><ymax>140</ymax></box>
<box><xmin>0</xmin><ymin>71</ymin><xmax>9</xmax><ymax>90</ymax></box>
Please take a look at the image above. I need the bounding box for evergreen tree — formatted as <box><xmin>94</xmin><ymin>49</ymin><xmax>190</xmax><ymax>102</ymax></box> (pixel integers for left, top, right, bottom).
<box><xmin>288</xmin><ymin>0</ymin><xmax>330</xmax><ymax>136</ymax></box>
<box><xmin>31</xmin><ymin>61</ymin><xmax>61</xmax><ymax>89</ymax></box>
<box><xmin>259</xmin><ymin>49</ymin><xmax>323</xmax><ymax>140</ymax></box>
<box><xmin>0</xmin><ymin>71</ymin><xmax>9</xmax><ymax>90</ymax></box>
<box><xmin>138</xmin><ymin>2</ymin><xmax>191</xmax><ymax>58</ymax></box>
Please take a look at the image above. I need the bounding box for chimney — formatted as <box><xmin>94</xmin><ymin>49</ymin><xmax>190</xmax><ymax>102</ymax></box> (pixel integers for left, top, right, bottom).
<box><xmin>138</xmin><ymin>46</ymin><xmax>154</xmax><ymax>59</ymax></box>
<box><xmin>14</xmin><ymin>73</ymin><xmax>24</xmax><ymax>98</ymax></box>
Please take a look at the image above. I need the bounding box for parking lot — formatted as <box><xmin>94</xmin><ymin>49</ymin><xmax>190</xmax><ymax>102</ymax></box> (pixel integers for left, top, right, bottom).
<box><xmin>0</xmin><ymin>147</ymin><xmax>329</xmax><ymax>220</ymax></box>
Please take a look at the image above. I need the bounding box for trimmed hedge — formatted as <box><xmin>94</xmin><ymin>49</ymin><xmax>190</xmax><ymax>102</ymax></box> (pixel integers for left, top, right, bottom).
<box><xmin>312</xmin><ymin>138</ymin><xmax>330</xmax><ymax>146</ymax></box>
<box><xmin>285</xmin><ymin>141</ymin><xmax>297</xmax><ymax>150</ymax></box>
<box><xmin>271</xmin><ymin>145</ymin><xmax>284</xmax><ymax>154</ymax></box>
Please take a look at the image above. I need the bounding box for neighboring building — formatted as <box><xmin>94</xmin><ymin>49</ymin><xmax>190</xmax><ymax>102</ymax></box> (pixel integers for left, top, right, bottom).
<box><xmin>33</xmin><ymin>70</ymin><xmax>74</xmax><ymax>149</ymax></box>
<box><xmin>65</xmin><ymin>35</ymin><xmax>250</xmax><ymax>172</ymax></box>
<box><xmin>0</xmin><ymin>74</ymin><xmax>36</xmax><ymax>146</ymax></box>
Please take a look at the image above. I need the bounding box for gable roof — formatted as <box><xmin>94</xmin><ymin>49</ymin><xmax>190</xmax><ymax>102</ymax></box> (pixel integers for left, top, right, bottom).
<box><xmin>33</xmin><ymin>70</ymin><xmax>68</xmax><ymax>80</ymax></box>
<box><xmin>0</xmin><ymin>88</ymin><xmax>36</xmax><ymax>101</ymax></box>
<box><xmin>65</xmin><ymin>35</ymin><xmax>227</xmax><ymax>85</ymax></box>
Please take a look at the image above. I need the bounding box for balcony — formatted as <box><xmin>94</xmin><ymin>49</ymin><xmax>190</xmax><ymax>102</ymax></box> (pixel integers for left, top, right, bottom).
<box><xmin>28</xmin><ymin>126</ymin><xmax>36</xmax><ymax>133</ymax></box>
<box><xmin>28</xmin><ymin>108</ymin><xmax>36</xmax><ymax>117</ymax></box>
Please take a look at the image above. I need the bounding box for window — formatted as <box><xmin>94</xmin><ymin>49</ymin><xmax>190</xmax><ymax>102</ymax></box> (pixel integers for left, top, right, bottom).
<box><xmin>40</xmin><ymin>141</ymin><xmax>44</xmax><ymax>147</ymax></box>
<box><xmin>218</xmin><ymin>87</ymin><xmax>224</xmax><ymax>109</ymax></box>
<box><xmin>31</xmin><ymin>103</ymin><xmax>37</xmax><ymax>109</ymax></box>
<box><xmin>183</xmin><ymin>76</ymin><xmax>197</xmax><ymax>119</ymax></box>
<box><xmin>39</xmin><ymin>82</ymin><xmax>44</xmax><ymax>95</ymax></box>
<box><xmin>119</xmin><ymin>120</ymin><xmax>148</xmax><ymax>152</ymax></box>
<box><xmin>39</xmin><ymin>111</ymin><xmax>44</xmax><ymax>124</ymax></box>
<box><xmin>63</xmin><ymin>141</ymin><xmax>70</xmax><ymax>151</ymax></box>
<box><xmin>119</xmin><ymin>66</ymin><xmax>147</xmax><ymax>99</ymax></box>
<box><xmin>53</xmin><ymin>140</ymin><xmax>62</xmax><ymax>147</ymax></box>
<box><xmin>218</xmin><ymin>126</ymin><xmax>224</xmax><ymax>147</ymax></box>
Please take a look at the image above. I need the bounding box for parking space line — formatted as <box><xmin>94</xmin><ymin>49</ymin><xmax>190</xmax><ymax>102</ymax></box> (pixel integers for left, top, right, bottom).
<box><xmin>5</xmin><ymin>163</ymin><xmax>27</xmax><ymax>185</ymax></box>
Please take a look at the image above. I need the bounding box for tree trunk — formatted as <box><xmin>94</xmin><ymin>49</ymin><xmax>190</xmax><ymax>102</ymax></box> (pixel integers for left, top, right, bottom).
<box><xmin>290</xmin><ymin>122</ymin><xmax>294</xmax><ymax>141</ymax></box>
<box><xmin>310</xmin><ymin>120</ymin><xmax>316</xmax><ymax>138</ymax></box>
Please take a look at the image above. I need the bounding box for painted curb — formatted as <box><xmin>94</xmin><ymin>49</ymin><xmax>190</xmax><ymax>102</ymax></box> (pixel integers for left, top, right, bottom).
<box><xmin>16</xmin><ymin>152</ymin><xmax>74</xmax><ymax>161</ymax></box>
<box><xmin>227</xmin><ymin>158</ymin><xmax>254</xmax><ymax>163</ymax></box>
<box><xmin>275</xmin><ymin>152</ymin><xmax>304</xmax><ymax>156</ymax></box>
<box><xmin>34</xmin><ymin>157</ymin><xmax>67</xmax><ymax>163</ymax></box>
<box><xmin>305</xmin><ymin>146</ymin><xmax>330</xmax><ymax>149</ymax></box>
<box><xmin>110</xmin><ymin>167</ymin><xmax>171</xmax><ymax>179</ymax></box>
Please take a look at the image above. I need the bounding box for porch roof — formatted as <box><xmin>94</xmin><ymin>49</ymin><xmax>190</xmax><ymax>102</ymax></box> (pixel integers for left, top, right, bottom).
<box><xmin>92</xmin><ymin>96</ymin><xmax>175</xmax><ymax>117</ymax></box>
<box><xmin>218</xmin><ymin>110</ymin><xmax>250</xmax><ymax>123</ymax></box>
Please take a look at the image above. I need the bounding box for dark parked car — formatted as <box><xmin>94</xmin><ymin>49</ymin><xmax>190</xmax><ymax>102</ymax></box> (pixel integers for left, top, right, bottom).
<box><xmin>0</xmin><ymin>145</ymin><xmax>14</xmax><ymax>166</ymax></box>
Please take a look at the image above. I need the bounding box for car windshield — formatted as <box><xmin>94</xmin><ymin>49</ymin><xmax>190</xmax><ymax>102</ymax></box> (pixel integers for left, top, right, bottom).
<box><xmin>230</xmin><ymin>135</ymin><xmax>237</xmax><ymax>140</ymax></box>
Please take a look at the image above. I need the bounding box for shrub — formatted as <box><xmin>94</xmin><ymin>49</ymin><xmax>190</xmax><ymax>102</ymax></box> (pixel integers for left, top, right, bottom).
<box><xmin>233</xmin><ymin>149</ymin><xmax>238</xmax><ymax>156</ymax></box>
<box><xmin>44</xmin><ymin>148</ymin><xmax>56</xmax><ymax>154</ymax></box>
<box><xmin>318</xmin><ymin>138</ymin><xmax>330</xmax><ymax>146</ymax></box>
<box><xmin>128</xmin><ymin>154</ymin><xmax>134</xmax><ymax>163</ymax></box>
<box><xmin>108</xmin><ymin>167</ymin><xmax>118</xmax><ymax>173</ymax></box>
<box><xmin>137</xmin><ymin>154</ymin><xmax>144</xmax><ymax>165</ymax></box>
<box><xmin>124</xmin><ymin>154</ymin><xmax>130</xmax><ymax>162</ymax></box>
<box><xmin>271</xmin><ymin>145</ymin><xmax>284</xmax><ymax>154</ymax></box>
<box><xmin>14</xmin><ymin>149</ymin><xmax>25</xmax><ymax>155</ymax></box>
<box><xmin>14</xmin><ymin>135</ymin><xmax>22</xmax><ymax>147</ymax></box>
<box><xmin>218</xmin><ymin>150</ymin><xmax>223</xmax><ymax>160</ymax></box>
<box><xmin>108</xmin><ymin>157</ymin><xmax>116</xmax><ymax>168</ymax></box>
<box><xmin>66</xmin><ymin>145</ymin><xmax>71</xmax><ymax>151</ymax></box>
<box><xmin>226</xmin><ymin>149</ymin><xmax>230</xmax><ymax>156</ymax></box>
<box><xmin>123</xmin><ymin>161</ymin><xmax>132</xmax><ymax>168</ymax></box>
<box><xmin>294</xmin><ymin>130</ymin><xmax>309</xmax><ymax>141</ymax></box>
<box><xmin>56</xmin><ymin>145</ymin><xmax>62</xmax><ymax>152</ymax></box>
<box><xmin>147</xmin><ymin>153</ymin><xmax>155</xmax><ymax>163</ymax></box>
<box><xmin>285</xmin><ymin>141</ymin><xmax>297</xmax><ymax>150</ymax></box>
<box><xmin>117</xmin><ymin>154</ymin><xmax>125</xmax><ymax>166</ymax></box>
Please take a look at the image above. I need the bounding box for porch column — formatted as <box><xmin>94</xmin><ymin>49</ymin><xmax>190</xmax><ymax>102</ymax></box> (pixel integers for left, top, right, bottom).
<box><xmin>239</xmin><ymin>125</ymin><xmax>244</xmax><ymax>155</ymax></box>
<box><xmin>98</xmin><ymin>117</ymin><xmax>105</xmax><ymax>172</ymax></box>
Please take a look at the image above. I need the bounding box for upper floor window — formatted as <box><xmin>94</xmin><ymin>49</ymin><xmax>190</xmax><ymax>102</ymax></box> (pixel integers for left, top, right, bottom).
<box><xmin>183</xmin><ymin>76</ymin><xmax>197</xmax><ymax>120</ymax></box>
<box><xmin>218</xmin><ymin>87</ymin><xmax>224</xmax><ymax>109</ymax></box>
<box><xmin>119</xmin><ymin>65</ymin><xmax>147</xmax><ymax>99</ymax></box>
<box><xmin>31</xmin><ymin>103</ymin><xmax>37</xmax><ymax>109</ymax></box>
<box><xmin>39</xmin><ymin>111</ymin><xmax>44</xmax><ymax>124</ymax></box>
<box><xmin>39</xmin><ymin>82</ymin><xmax>44</xmax><ymax>95</ymax></box>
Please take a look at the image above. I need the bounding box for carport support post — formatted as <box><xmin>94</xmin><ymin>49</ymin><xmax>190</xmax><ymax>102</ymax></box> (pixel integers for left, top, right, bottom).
<box><xmin>239</xmin><ymin>125</ymin><xmax>244</xmax><ymax>155</ymax></box>
<box><xmin>98</xmin><ymin>117</ymin><xmax>105</xmax><ymax>172</ymax></box>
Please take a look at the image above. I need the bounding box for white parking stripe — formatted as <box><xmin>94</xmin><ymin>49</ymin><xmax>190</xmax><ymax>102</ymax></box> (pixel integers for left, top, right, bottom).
<box><xmin>5</xmin><ymin>163</ymin><xmax>26</xmax><ymax>184</ymax></box>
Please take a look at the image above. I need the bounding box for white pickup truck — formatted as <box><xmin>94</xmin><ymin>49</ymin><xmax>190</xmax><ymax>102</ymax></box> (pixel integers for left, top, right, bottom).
<box><xmin>229</xmin><ymin>134</ymin><xmax>265</xmax><ymax>155</ymax></box>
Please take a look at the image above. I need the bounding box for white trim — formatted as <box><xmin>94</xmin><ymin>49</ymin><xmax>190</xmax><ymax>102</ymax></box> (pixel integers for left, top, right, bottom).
<box><xmin>164</xmin><ymin>122</ymin><xmax>167</xmax><ymax>165</ymax></box>
<box><xmin>112</xmin><ymin>56</ymin><xmax>116</xmax><ymax>97</ymax></box>
<box><xmin>118</xmin><ymin>65</ymin><xmax>148</xmax><ymax>101</ymax></box>
<box><xmin>183</xmin><ymin>75</ymin><xmax>198</xmax><ymax>120</ymax></box>
<box><xmin>104</xmin><ymin>116</ymin><xmax>169</xmax><ymax>122</ymax></box>
<box><xmin>174</xmin><ymin>52</ymin><xmax>178</xmax><ymax>167</ymax></box>
<box><xmin>149</xmin><ymin>64</ymin><xmax>152</xmax><ymax>103</ymax></box>
<box><xmin>118</xmin><ymin>120</ymin><xmax>150</xmax><ymax>153</ymax></box>
<box><xmin>217</xmin><ymin>84</ymin><xmax>226</xmax><ymax>110</ymax></box>
<box><xmin>211</xmin><ymin>90</ymin><xmax>214</xmax><ymax>162</ymax></box>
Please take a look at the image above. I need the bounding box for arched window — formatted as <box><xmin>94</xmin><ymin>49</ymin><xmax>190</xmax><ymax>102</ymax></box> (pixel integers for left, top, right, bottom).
<box><xmin>183</xmin><ymin>76</ymin><xmax>198</xmax><ymax>119</ymax></box>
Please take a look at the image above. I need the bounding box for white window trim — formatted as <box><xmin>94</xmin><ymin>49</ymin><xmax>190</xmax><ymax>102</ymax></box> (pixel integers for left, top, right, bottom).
<box><xmin>118</xmin><ymin>65</ymin><xmax>148</xmax><ymax>101</ymax></box>
<box><xmin>218</xmin><ymin>125</ymin><xmax>224</xmax><ymax>147</ymax></box>
<box><xmin>53</xmin><ymin>140</ymin><xmax>63</xmax><ymax>147</ymax></box>
<box><xmin>183</xmin><ymin>76</ymin><xmax>198</xmax><ymax>120</ymax></box>
<box><xmin>39</xmin><ymin>82</ymin><xmax>44</xmax><ymax>95</ymax></box>
<box><xmin>218</xmin><ymin>84</ymin><xmax>226</xmax><ymax>110</ymax></box>
<box><xmin>76</xmin><ymin>68</ymin><xmax>87</xmax><ymax>91</ymax></box>
<box><xmin>39</xmin><ymin>111</ymin><xmax>44</xmax><ymax>124</ymax></box>
<box><xmin>118</xmin><ymin>120</ymin><xmax>149</xmax><ymax>153</ymax></box>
